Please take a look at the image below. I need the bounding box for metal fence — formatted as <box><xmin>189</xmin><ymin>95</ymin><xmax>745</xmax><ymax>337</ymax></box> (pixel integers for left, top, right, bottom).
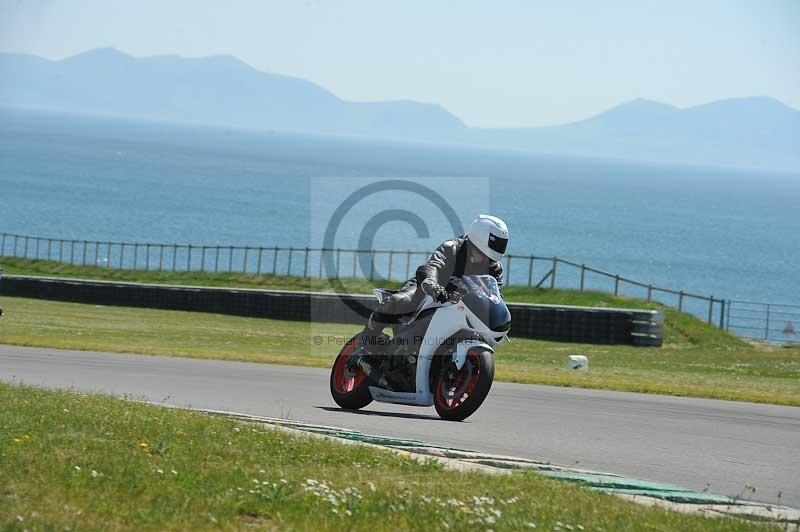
<box><xmin>0</xmin><ymin>231</ymin><xmax>728</xmax><ymax>327</ymax></box>
<box><xmin>725</xmin><ymin>300</ymin><xmax>800</xmax><ymax>344</ymax></box>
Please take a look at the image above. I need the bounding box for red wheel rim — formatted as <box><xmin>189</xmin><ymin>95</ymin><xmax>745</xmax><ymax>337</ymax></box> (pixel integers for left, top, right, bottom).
<box><xmin>333</xmin><ymin>340</ymin><xmax>366</xmax><ymax>394</ymax></box>
<box><xmin>435</xmin><ymin>351</ymin><xmax>481</xmax><ymax>411</ymax></box>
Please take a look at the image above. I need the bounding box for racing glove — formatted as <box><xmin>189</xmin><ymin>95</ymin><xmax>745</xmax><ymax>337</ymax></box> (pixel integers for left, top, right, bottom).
<box><xmin>420</xmin><ymin>278</ymin><xmax>448</xmax><ymax>303</ymax></box>
<box><xmin>445</xmin><ymin>276</ymin><xmax>470</xmax><ymax>302</ymax></box>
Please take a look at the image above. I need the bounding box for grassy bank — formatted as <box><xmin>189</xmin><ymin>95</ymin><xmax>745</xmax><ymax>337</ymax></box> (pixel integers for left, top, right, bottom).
<box><xmin>2</xmin><ymin>296</ymin><xmax>798</xmax><ymax>405</ymax></box>
<box><xmin>0</xmin><ymin>257</ymin><xmax>739</xmax><ymax>346</ymax></box>
<box><xmin>0</xmin><ymin>382</ymin><xmax>761</xmax><ymax>530</ymax></box>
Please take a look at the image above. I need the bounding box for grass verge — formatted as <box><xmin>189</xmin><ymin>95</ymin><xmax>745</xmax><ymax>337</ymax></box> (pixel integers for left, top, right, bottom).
<box><xmin>0</xmin><ymin>382</ymin><xmax>763</xmax><ymax>531</ymax></box>
<box><xmin>2</xmin><ymin>296</ymin><xmax>798</xmax><ymax>405</ymax></box>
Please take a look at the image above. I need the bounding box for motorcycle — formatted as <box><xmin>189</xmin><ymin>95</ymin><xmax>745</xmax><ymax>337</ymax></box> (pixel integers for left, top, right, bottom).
<box><xmin>329</xmin><ymin>274</ymin><xmax>511</xmax><ymax>421</ymax></box>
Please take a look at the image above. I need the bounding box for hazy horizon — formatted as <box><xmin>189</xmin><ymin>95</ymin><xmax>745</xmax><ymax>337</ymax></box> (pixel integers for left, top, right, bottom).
<box><xmin>1</xmin><ymin>1</ymin><xmax>798</xmax><ymax>128</ymax></box>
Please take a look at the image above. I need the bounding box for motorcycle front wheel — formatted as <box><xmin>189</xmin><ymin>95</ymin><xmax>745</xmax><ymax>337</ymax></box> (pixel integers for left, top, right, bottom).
<box><xmin>329</xmin><ymin>335</ymin><xmax>373</xmax><ymax>410</ymax></box>
<box><xmin>433</xmin><ymin>348</ymin><xmax>494</xmax><ymax>421</ymax></box>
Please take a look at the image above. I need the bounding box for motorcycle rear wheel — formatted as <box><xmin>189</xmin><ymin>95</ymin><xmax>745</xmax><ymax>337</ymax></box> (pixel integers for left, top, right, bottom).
<box><xmin>330</xmin><ymin>336</ymin><xmax>373</xmax><ymax>410</ymax></box>
<box><xmin>433</xmin><ymin>348</ymin><xmax>494</xmax><ymax>421</ymax></box>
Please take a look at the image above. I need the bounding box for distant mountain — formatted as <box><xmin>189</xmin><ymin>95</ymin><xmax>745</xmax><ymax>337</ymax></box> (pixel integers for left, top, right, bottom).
<box><xmin>0</xmin><ymin>47</ymin><xmax>465</xmax><ymax>138</ymax></box>
<box><xmin>2</xmin><ymin>48</ymin><xmax>799</xmax><ymax>171</ymax></box>
<box><xmin>470</xmin><ymin>96</ymin><xmax>800</xmax><ymax>170</ymax></box>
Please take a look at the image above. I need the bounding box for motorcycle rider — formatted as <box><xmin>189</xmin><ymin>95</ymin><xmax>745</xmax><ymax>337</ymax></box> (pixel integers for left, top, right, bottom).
<box><xmin>358</xmin><ymin>214</ymin><xmax>509</xmax><ymax>356</ymax></box>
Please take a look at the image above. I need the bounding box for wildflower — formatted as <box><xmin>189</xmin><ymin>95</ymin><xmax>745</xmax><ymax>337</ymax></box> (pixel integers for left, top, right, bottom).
<box><xmin>91</xmin><ymin>470</ymin><xmax>98</xmax><ymax>478</ymax></box>
<box><xmin>233</xmin><ymin>427</ymin><xmax>240</xmax><ymax>432</ymax></box>
<box><xmin>74</xmin><ymin>466</ymin><xmax>81</xmax><ymax>472</ymax></box>
<box><xmin>259</xmin><ymin>469</ymin><xmax>266</xmax><ymax>474</ymax></box>
<box><xmin>367</xmin><ymin>481</ymin><xmax>376</xmax><ymax>492</ymax></box>
<box><xmin>345</xmin><ymin>509</ymin><xmax>352</xmax><ymax>516</ymax></box>
<box><xmin>139</xmin><ymin>442</ymin><xmax>148</xmax><ymax>449</ymax></box>
<box><xmin>24</xmin><ymin>435</ymin><xmax>31</xmax><ymax>439</ymax></box>
<box><xmin>156</xmin><ymin>469</ymin><xmax>164</xmax><ymax>474</ymax></box>
<box><xmin>16</xmin><ymin>516</ymin><xmax>23</xmax><ymax>523</ymax></box>
<box><xmin>171</xmin><ymin>469</ymin><xmax>178</xmax><ymax>475</ymax></box>
<box><xmin>13</xmin><ymin>438</ymin><xmax>20</xmax><ymax>443</ymax></box>
<box><xmin>280</xmin><ymin>479</ymin><xmax>287</xmax><ymax>484</ymax></box>
<box><xmin>63</xmin><ymin>408</ymin><xmax>70</xmax><ymax>413</ymax></box>
<box><xmin>527</xmin><ymin>524</ymin><xmax>537</xmax><ymax>529</ymax></box>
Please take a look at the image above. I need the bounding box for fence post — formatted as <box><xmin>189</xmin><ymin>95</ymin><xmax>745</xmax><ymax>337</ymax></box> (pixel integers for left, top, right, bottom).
<box><xmin>120</xmin><ymin>243</ymin><xmax>126</xmax><ymax>269</ymax></box>
<box><xmin>528</xmin><ymin>256</ymin><xmax>534</xmax><ymax>286</ymax></box>
<box><xmin>647</xmin><ymin>284</ymin><xmax>653</xmax><ymax>302</ymax></box>
<box><xmin>82</xmin><ymin>240</ymin><xmax>88</xmax><ymax>266</ymax></box>
<box><xmin>336</xmin><ymin>248</ymin><xmax>341</xmax><ymax>277</ymax></box>
<box><xmin>228</xmin><ymin>246</ymin><xmax>234</xmax><ymax>273</ymax></box>
<box><xmin>388</xmin><ymin>250</ymin><xmax>394</xmax><ymax>281</ymax></box>
<box><xmin>58</xmin><ymin>239</ymin><xmax>63</xmax><ymax>263</ymax></box>
<box><xmin>580</xmin><ymin>264</ymin><xmax>586</xmax><ymax>291</ymax></box>
<box><xmin>405</xmin><ymin>250</ymin><xmax>411</xmax><ymax>279</ymax></box>
<box><xmin>369</xmin><ymin>250</ymin><xmax>375</xmax><ymax>281</ymax></box>
<box><xmin>172</xmin><ymin>245</ymin><xmax>178</xmax><ymax>272</ymax></box>
<box><xmin>35</xmin><ymin>237</ymin><xmax>40</xmax><ymax>259</ymax></box>
<box><xmin>257</xmin><ymin>247</ymin><xmax>264</xmax><ymax>275</ymax></box>
<box><xmin>158</xmin><ymin>244</ymin><xmax>164</xmax><ymax>271</ymax></box>
<box><xmin>201</xmin><ymin>246</ymin><xmax>207</xmax><ymax>272</ymax></box>
<box><xmin>0</xmin><ymin>233</ymin><xmax>5</xmax><ymax>256</ymax></box>
<box><xmin>243</xmin><ymin>246</ymin><xmax>250</xmax><ymax>274</ymax></box>
<box><xmin>23</xmin><ymin>236</ymin><xmax>29</xmax><ymax>258</ymax></box>
<box><xmin>765</xmin><ymin>304</ymin><xmax>770</xmax><ymax>340</ymax></box>
<box><xmin>105</xmin><ymin>242</ymin><xmax>111</xmax><ymax>268</ymax></box>
<box><xmin>719</xmin><ymin>299</ymin><xmax>726</xmax><ymax>329</ymax></box>
<box><xmin>614</xmin><ymin>275</ymin><xmax>620</xmax><ymax>296</ymax></box>
<box><xmin>92</xmin><ymin>240</ymin><xmax>99</xmax><ymax>266</ymax></box>
<box><xmin>318</xmin><ymin>249</ymin><xmax>324</xmax><ymax>278</ymax></box>
<box><xmin>214</xmin><ymin>246</ymin><xmax>221</xmax><ymax>273</ymax></box>
<box><xmin>550</xmin><ymin>257</ymin><xmax>558</xmax><ymax>289</ymax></box>
<box><xmin>47</xmin><ymin>238</ymin><xmax>52</xmax><ymax>260</ymax></box>
<box><xmin>352</xmin><ymin>250</ymin><xmax>358</xmax><ymax>278</ymax></box>
<box><xmin>678</xmin><ymin>291</ymin><xmax>684</xmax><ymax>311</ymax></box>
<box><xmin>287</xmin><ymin>247</ymin><xmax>293</xmax><ymax>275</ymax></box>
<box><xmin>13</xmin><ymin>234</ymin><xmax>19</xmax><ymax>257</ymax></box>
<box><xmin>187</xmin><ymin>244</ymin><xmax>193</xmax><ymax>271</ymax></box>
<box><xmin>145</xmin><ymin>243</ymin><xmax>151</xmax><ymax>271</ymax></box>
<box><xmin>272</xmin><ymin>246</ymin><xmax>278</xmax><ymax>274</ymax></box>
<box><xmin>69</xmin><ymin>240</ymin><xmax>75</xmax><ymax>264</ymax></box>
<box><xmin>506</xmin><ymin>255</ymin><xmax>512</xmax><ymax>285</ymax></box>
<box><xmin>707</xmin><ymin>296</ymin><xmax>714</xmax><ymax>324</ymax></box>
<box><xmin>303</xmin><ymin>247</ymin><xmax>309</xmax><ymax>278</ymax></box>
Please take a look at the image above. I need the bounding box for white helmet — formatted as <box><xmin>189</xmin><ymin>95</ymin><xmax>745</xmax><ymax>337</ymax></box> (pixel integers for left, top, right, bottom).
<box><xmin>467</xmin><ymin>214</ymin><xmax>509</xmax><ymax>262</ymax></box>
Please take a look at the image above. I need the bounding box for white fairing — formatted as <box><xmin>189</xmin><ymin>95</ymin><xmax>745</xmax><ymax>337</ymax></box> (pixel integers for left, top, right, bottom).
<box><xmin>368</xmin><ymin>275</ymin><xmax>508</xmax><ymax>407</ymax></box>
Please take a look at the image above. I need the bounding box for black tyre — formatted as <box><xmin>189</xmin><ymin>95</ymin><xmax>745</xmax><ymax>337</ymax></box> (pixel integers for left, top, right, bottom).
<box><xmin>433</xmin><ymin>348</ymin><xmax>494</xmax><ymax>421</ymax></box>
<box><xmin>330</xmin><ymin>336</ymin><xmax>373</xmax><ymax>410</ymax></box>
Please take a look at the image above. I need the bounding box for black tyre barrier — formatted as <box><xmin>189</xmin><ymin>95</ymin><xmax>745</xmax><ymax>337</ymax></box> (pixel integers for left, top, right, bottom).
<box><xmin>0</xmin><ymin>275</ymin><xmax>663</xmax><ymax>347</ymax></box>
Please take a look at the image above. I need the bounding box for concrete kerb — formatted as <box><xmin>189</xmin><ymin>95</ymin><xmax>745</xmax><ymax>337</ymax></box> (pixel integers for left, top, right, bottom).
<box><xmin>143</xmin><ymin>402</ymin><xmax>800</xmax><ymax>527</ymax></box>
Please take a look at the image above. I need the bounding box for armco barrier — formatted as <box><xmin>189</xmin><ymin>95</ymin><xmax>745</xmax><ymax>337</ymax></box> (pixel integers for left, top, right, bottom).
<box><xmin>0</xmin><ymin>275</ymin><xmax>663</xmax><ymax>346</ymax></box>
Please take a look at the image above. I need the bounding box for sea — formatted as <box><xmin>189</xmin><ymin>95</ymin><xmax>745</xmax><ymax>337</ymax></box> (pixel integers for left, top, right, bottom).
<box><xmin>1</xmin><ymin>106</ymin><xmax>799</xmax><ymax>321</ymax></box>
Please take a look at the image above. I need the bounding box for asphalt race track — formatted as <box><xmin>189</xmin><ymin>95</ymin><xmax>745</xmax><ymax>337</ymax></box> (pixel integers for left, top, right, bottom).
<box><xmin>1</xmin><ymin>344</ymin><xmax>798</xmax><ymax>507</ymax></box>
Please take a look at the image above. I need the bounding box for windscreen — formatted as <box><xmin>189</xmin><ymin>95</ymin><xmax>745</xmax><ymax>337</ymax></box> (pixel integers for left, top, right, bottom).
<box><xmin>461</xmin><ymin>275</ymin><xmax>503</xmax><ymax>303</ymax></box>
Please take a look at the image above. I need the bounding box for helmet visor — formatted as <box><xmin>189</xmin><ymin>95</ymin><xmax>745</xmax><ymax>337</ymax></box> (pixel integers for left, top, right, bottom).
<box><xmin>487</xmin><ymin>234</ymin><xmax>508</xmax><ymax>254</ymax></box>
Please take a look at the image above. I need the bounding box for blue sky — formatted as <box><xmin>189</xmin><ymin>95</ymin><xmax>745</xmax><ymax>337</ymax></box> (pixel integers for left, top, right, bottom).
<box><xmin>1</xmin><ymin>0</ymin><xmax>798</xmax><ymax>127</ymax></box>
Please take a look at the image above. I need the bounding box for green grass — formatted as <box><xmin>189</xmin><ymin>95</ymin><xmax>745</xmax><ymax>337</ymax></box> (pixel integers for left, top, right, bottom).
<box><xmin>0</xmin><ymin>382</ymin><xmax>766</xmax><ymax>531</ymax></box>
<box><xmin>0</xmin><ymin>257</ymin><xmax>749</xmax><ymax>348</ymax></box>
<box><xmin>2</xmin><ymin>296</ymin><xmax>798</xmax><ymax>406</ymax></box>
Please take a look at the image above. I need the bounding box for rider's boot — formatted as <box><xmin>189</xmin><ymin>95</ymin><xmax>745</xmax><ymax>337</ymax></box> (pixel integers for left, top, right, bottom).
<box><xmin>356</xmin><ymin>323</ymin><xmax>392</xmax><ymax>389</ymax></box>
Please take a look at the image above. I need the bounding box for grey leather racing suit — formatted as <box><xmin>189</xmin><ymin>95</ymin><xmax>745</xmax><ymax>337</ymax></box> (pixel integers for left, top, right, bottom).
<box><xmin>361</xmin><ymin>235</ymin><xmax>503</xmax><ymax>345</ymax></box>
